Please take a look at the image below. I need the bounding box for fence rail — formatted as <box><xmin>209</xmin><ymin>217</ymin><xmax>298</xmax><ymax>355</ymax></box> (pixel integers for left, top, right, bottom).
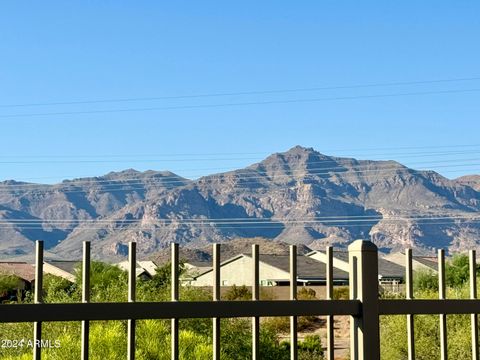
<box><xmin>1</xmin><ymin>239</ymin><xmax>480</xmax><ymax>360</ymax></box>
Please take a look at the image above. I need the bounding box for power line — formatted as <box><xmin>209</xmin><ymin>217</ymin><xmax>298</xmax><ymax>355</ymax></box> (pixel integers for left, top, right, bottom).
<box><xmin>1</xmin><ymin>149</ymin><xmax>480</xmax><ymax>188</ymax></box>
<box><xmin>0</xmin><ymin>165</ymin><xmax>478</xmax><ymax>195</ymax></box>
<box><xmin>1</xmin><ymin>149</ymin><xmax>480</xmax><ymax>165</ymax></box>
<box><xmin>0</xmin><ymin>160</ymin><xmax>478</xmax><ymax>191</ymax></box>
<box><xmin>1</xmin><ymin>148</ymin><xmax>479</xmax><ymax>185</ymax></box>
<box><xmin>2</xmin><ymin>87</ymin><xmax>480</xmax><ymax>119</ymax></box>
<box><xmin>2</xmin><ymin>219</ymin><xmax>479</xmax><ymax>231</ymax></box>
<box><xmin>0</xmin><ymin>163</ymin><xmax>480</xmax><ymax>193</ymax></box>
<box><xmin>2</xmin><ymin>76</ymin><xmax>479</xmax><ymax>108</ymax></box>
<box><xmin>1</xmin><ymin>143</ymin><xmax>480</xmax><ymax>160</ymax></box>
<box><xmin>2</xmin><ymin>214</ymin><xmax>477</xmax><ymax>224</ymax></box>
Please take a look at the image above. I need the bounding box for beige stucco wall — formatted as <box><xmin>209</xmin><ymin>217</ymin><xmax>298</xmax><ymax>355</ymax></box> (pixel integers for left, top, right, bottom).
<box><xmin>307</xmin><ymin>251</ymin><xmax>349</xmax><ymax>272</ymax></box>
<box><xmin>189</xmin><ymin>255</ymin><xmax>290</xmax><ymax>287</ymax></box>
<box><xmin>384</xmin><ymin>252</ymin><xmax>438</xmax><ymax>273</ymax></box>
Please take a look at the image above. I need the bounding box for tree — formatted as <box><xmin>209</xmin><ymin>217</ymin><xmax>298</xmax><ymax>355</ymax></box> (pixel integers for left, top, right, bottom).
<box><xmin>445</xmin><ymin>254</ymin><xmax>474</xmax><ymax>288</ymax></box>
<box><xmin>0</xmin><ymin>274</ymin><xmax>21</xmax><ymax>299</ymax></box>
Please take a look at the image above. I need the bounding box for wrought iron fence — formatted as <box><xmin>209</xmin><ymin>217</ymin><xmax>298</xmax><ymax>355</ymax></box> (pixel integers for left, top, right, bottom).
<box><xmin>0</xmin><ymin>239</ymin><xmax>479</xmax><ymax>360</ymax></box>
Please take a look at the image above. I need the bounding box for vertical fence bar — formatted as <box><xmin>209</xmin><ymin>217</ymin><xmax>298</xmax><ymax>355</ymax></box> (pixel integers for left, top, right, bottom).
<box><xmin>326</xmin><ymin>246</ymin><xmax>334</xmax><ymax>360</ymax></box>
<box><xmin>289</xmin><ymin>245</ymin><xmax>297</xmax><ymax>360</ymax></box>
<box><xmin>213</xmin><ymin>244</ymin><xmax>221</xmax><ymax>360</ymax></box>
<box><xmin>127</xmin><ymin>242</ymin><xmax>136</xmax><ymax>360</ymax></box>
<box><xmin>405</xmin><ymin>248</ymin><xmax>415</xmax><ymax>360</ymax></box>
<box><xmin>33</xmin><ymin>240</ymin><xmax>43</xmax><ymax>360</ymax></box>
<box><xmin>171</xmin><ymin>243</ymin><xmax>179</xmax><ymax>360</ymax></box>
<box><xmin>81</xmin><ymin>241</ymin><xmax>91</xmax><ymax>360</ymax></box>
<box><xmin>252</xmin><ymin>244</ymin><xmax>259</xmax><ymax>360</ymax></box>
<box><xmin>438</xmin><ymin>249</ymin><xmax>447</xmax><ymax>360</ymax></box>
<box><xmin>470</xmin><ymin>250</ymin><xmax>478</xmax><ymax>360</ymax></box>
<box><xmin>348</xmin><ymin>240</ymin><xmax>380</xmax><ymax>360</ymax></box>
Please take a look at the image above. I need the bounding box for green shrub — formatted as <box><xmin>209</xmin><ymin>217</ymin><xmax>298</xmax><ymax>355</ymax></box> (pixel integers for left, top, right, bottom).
<box><xmin>333</xmin><ymin>286</ymin><xmax>349</xmax><ymax>300</ymax></box>
<box><xmin>0</xmin><ymin>261</ymin><xmax>326</xmax><ymax>360</ymax></box>
<box><xmin>280</xmin><ymin>335</ymin><xmax>324</xmax><ymax>360</ymax></box>
<box><xmin>263</xmin><ymin>287</ymin><xmax>320</xmax><ymax>333</ymax></box>
<box><xmin>298</xmin><ymin>335</ymin><xmax>324</xmax><ymax>359</ymax></box>
<box><xmin>0</xmin><ymin>274</ymin><xmax>21</xmax><ymax>297</ymax></box>
<box><xmin>297</xmin><ymin>287</ymin><xmax>317</xmax><ymax>299</ymax></box>
<box><xmin>446</xmin><ymin>254</ymin><xmax>474</xmax><ymax>288</ymax></box>
<box><xmin>223</xmin><ymin>284</ymin><xmax>251</xmax><ymax>300</ymax></box>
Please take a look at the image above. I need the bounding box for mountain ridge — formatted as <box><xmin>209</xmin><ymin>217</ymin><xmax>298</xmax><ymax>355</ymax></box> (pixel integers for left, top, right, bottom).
<box><xmin>0</xmin><ymin>146</ymin><xmax>479</xmax><ymax>260</ymax></box>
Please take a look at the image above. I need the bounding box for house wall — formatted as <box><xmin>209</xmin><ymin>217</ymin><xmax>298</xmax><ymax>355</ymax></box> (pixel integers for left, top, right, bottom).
<box><xmin>384</xmin><ymin>253</ymin><xmax>438</xmax><ymax>273</ymax></box>
<box><xmin>307</xmin><ymin>252</ymin><xmax>349</xmax><ymax>272</ymax></box>
<box><xmin>190</xmin><ymin>256</ymin><xmax>290</xmax><ymax>287</ymax></box>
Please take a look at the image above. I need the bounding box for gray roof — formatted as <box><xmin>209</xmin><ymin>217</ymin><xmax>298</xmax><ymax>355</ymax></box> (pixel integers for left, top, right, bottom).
<box><xmin>414</xmin><ymin>257</ymin><xmax>438</xmax><ymax>270</ymax></box>
<box><xmin>377</xmin><ymin>258</ymin><xmax>405</xmax><ymax>278</ymax></box>
<box><xmin>185</xmin><ymin>260</ymin><xmax>212</xmax><ymax>268</ymax></box>
<box><xmin>326</xmin><ymin>251</ymin><xmax>405</xmax><ymax>278</ymax></box>
<box><xmin>46</xmin><ymin>261</ymin><xmax>79</xmax><ymax>274</ymax></box>
<box><xmin>256</xmin><ymin>254</ymin><xmax>349</xmax><ymax>279</ymax></box>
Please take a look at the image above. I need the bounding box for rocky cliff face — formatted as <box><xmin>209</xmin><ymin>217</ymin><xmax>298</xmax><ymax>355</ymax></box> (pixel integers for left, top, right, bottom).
<box><xmin>1</xmin><ymin>146</ymin><xmax>479</xmax><ymax>259</ymax></box>
<box><xmin>456</xmin><ymin>175</ymin><xmax>480</xmax><ymax>192</ymax></box>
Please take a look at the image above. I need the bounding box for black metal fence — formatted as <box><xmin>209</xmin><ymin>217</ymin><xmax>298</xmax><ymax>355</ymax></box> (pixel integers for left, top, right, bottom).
<box><xmin>1</xmin><ymin>240</ymin><xmax>480</xmax><ymax>360</ymax></box>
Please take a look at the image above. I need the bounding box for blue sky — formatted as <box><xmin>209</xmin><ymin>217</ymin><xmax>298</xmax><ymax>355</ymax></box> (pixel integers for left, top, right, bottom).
<box><xmin>0</xmin><ymin>2</ymin><xmax>479</xmax><ymax>183</ymax></box>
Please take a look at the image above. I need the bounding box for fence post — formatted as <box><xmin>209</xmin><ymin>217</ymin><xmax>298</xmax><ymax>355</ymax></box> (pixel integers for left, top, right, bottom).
<box><xmin>81</xmin><ymin>241</ymin><xmax>91</xmax><ymax>360</ymax></box>
<box><xmin>127</xmin><ymin>242</ymin><xmax>136</xmax><ymax>360</ymax></box>
<box><xmin>33</xmin><ymin>240</ymin><xmax>43</xmax><ymax>360</ymax></box>
<box><xmin>348</xmin><ymin>240</ymin><xmax>380</xmax><ymax>360</ymax></box>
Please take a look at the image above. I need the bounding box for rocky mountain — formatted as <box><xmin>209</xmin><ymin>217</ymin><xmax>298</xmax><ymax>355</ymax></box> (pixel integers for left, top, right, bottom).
<box><xmin>0</xmin><ymin>146</ymin><xmax>479</xmax><ymax>260</ymax></box>
<box><xmin>456</xmin><ymin>175</ymin><xmax>480</xmax><ymax>192</ymax></box>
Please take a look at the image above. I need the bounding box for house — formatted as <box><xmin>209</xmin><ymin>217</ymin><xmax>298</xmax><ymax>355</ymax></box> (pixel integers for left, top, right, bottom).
<box><xmin>183</xmin><ymin>260</ymin><xmax>212</xmax><ymax>278</ymax></box>
<box><xmin>0</xmin><ymin>262</ymin><xmax>36</xmax><ymax>289</ymax></box>
<box><xmin>137</xmin><ymin>261</ymin><xmax>159</xmax><ymax>277</ymax></box>
<box><xmin>383</xmin><ymin>252</ymin><xmax>438</xmax><ymax>273</ymax></box>
<box><xmin>306</xmin><ymin>250</ymin><xmax>405</xmax><ymax>285</ymax></box>
<box><xmin>43</xmin><ymin>260</ymin><xmax>79</xmax><ymax>282</ymax></box>
<box><xmin>188</xmin><ymin>253</ymin><xmax>349</xmax><ymax>287</ymax></box>
<box><xmin>116</xmin><ymin>260</ymin><xmax>158</xmax><ymax>279</ymax></box>
<box><xmin>0</xmin><ymin>262</ymin><xmax>36</xmax><ymax>301</ymax></box>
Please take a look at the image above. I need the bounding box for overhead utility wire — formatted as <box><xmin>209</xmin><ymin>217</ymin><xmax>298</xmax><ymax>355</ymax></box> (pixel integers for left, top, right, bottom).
<box><xmin>0</xmin><ymin>160</ymin><xmax>479</xmax><ymax>193</ymax></box>
<box><xmin>2</xmin><ymin>88</ymin><xmax>480</xmax><ymax>118</ymax></box>
<box><xmin>3</xmin><ymin>216</ymin><xmax>479</xmax><ymax>224</ymax></box>
<box><xmin>1</xmin><ymin>152</ymin><xmax>480</xmax><ymax>189</ymax></box>
<box><xmin>3</xmin><ymin>147</ymin><xmax>480</xmax><ymax>184</ymax></box>
<box><xmin>3</xmin><ymin>215</ymin><xmax>478</xmax><ymax>224</ymax></box>
<box><xmin>0</xmin><ymin>163</ymin><xmax>478</xmax><ymax>195</ymax></box>
<box><xmin>1</xmin><ymin>149</ymin><xmax>480</xmax><ymax>165</ymax></box>
<box><xmin>3</xmin><ymin>220</ymin><xmax>479</xmax><ymax>231</ymax></box>
<box><xmin>2</xmin><ymin>76</ymin><xmax>479</xmax><ymax>108</ymax></box>
<box><xmin>0</xmin><ymin>167</ymin><xmax>478</xmax><ymax>195</ymax></box>
<box><xmin>2</xmin><ymin>143</ymin><xmax>480</xmax><ymax>160</ymax></box>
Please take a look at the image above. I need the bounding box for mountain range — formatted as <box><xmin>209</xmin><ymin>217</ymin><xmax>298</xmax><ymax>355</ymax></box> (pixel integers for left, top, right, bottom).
<box><xmin>1</xmin><ymin>146</ymin><xmax>479</xmax><ymax>260</ymax></box>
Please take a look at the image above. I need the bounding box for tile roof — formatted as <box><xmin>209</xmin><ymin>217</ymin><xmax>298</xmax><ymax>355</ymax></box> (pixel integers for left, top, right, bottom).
<box><xmin>0</xmin><ymin>262</ymin><xmax>35</xmax><ymax>282</ymax></box>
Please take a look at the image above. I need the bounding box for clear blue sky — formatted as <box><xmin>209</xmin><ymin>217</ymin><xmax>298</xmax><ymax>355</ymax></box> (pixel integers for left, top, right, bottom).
<box><xmin>0</xmin><ymin>2</ymin><xmax>479</xmax><ymax>183</ymax></box>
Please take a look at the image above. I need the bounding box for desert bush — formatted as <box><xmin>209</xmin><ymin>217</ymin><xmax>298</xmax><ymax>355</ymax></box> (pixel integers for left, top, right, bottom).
<box><xmin>263</xmin><ymin>287</ymin><xmax>320</xmax><ymax>333</ymax></box>
<box><xmin>333</xmin><ymin>286</ymin><xmax>349</xmax><ymax>300</ymax></box>
<box><xmin>0</xmin><ymin>261</ymin><xmax>327</xmax><ymax>360</ymax></box>
<box><xmin>223</xmin><ymin>284</ymin><xmax>251</xmax><ymax>300</ymax></box>
<box><xmin>280</xmin><ymin>335</ymin><xmax>324</xmax><ymax>360</ymax></box>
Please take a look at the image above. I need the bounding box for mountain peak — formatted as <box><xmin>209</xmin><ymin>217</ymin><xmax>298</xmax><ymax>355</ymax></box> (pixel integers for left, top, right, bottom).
<box><xmin>1</xmin><ymin>146</ymin><xmax>480</xmax><ymax>259</ymax></box>
<box><xmin>282</xmin><ymin>145</ymin><xmax>327</xmax><ymax>157</ymax></box>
